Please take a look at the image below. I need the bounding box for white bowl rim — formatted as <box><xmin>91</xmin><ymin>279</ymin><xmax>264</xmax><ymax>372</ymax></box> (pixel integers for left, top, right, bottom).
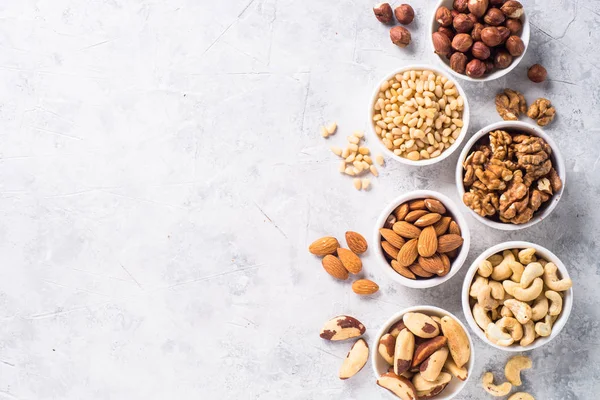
<box><xmin>461</xmin><ymin>241</ymin><xmax>573</xmax><ymax>352</ymax></box>
<box><xmin>373</xmin><ymin>189</ymin><xmax>471</xmax><ymax>289</ymax></box>
<box><xmin>455</xmin><ymin>120</ymin><xmax>566</xmax><ymax>231</ymax></box>
<box><xmin>371</xmin><ymin>305</ymin><xmax>475</xmax><ymax>400</ymax></box>
<box><xmin>367</xmin><ymin>63</ymin><xmax>470</xmax><ymax>166</ymax></box>
<box><xmin>429</xmin><ymin>0</ymin><xmax>531</xmax><ymax>82</ymax></box>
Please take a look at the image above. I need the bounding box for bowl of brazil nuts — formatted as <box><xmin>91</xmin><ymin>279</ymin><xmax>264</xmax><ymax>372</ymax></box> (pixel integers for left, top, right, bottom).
<box><xmin>462</xmin><ymin>241</ymin><xmax>573</xmax><ymax>352</ymax></box>
<box><xmin>368</xmin><ymin>64</ymin><xmax>470</xmax><ymax>165</ymax></box>
<box><xmin>372</xmin><ymin>305</ymin><xmax>474</xmax><ymax>400</ymax></box>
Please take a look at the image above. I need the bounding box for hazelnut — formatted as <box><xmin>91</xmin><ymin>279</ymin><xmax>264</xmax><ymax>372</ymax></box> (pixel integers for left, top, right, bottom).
<box><xmin>451</xmin><ymin>9</ymin><xmax>460</xmax><ymax>19</ymax></box>
<box><xmin>505</xmin><ymin>18</ymin><xmax>522</xmax><ymax>34</ymax></box>
<box><xmin>373</xmin><ymin>3</ymin><xmax>394</xmax><ymax>24</ymax></box>
<box><xmin>501</xmin><ymin>0</ymin><xmax>524</xmax><ymax>18</ymax></box>
<box><xmin>490</xmin><ymin>0</ymin><xmax>506</xmax><ymax>5</ymax></box>
<box><xmin>483</xmin><ymin>8</ymin><xmax>505</xmax><ymax>25</ymax></box>
<box><xmin>466</xmin><ymin>59</ymin><xmax>486</xmax><ymax>78</ymax></box>
<box><xmin>471</xmin><ymin>23</ymin><xmax>484</xmax><ymax>41</ymax></box>
<box><xmin>432</xmin><ymin>31</ymin><xmax>452</xmax><ymax>56</ymax></box>
<box><xmin>481</xmin><ymin>27</ymin><xmax>503</xmax><ymax>47</ymax></box>
<box><xmin>466</xmin><ymin>13</ymin><xmax>479</xmax><ymax>25</ymax></box>
<box><xmin>485</xmin><ymin>60</ymin><xmax>495</xmax><ymax>73</ymax></box>
<box><xmin>453</xmin><ymin>13</ymin><xmax>475</xmax><ymax>33</ymax></box>
<box><xmin>494</xmin><ymin>49</ymin><xmax>513</xmax><ymax>68</ymax></box>
<box><xmin>390</xmin><ymin>26</ymin><xmax>411</xmax><ymax>47</ymax></box>
<box><xmin>505</xmin><ymin>35</ymin><xmax>525</xmax><ymax>56</ymax></box>
<box><xmin>528</xmin><ymin>64</ymin><xmax>547</xmax><ymax>83</ymax></box>
<box><xmin>452</xmin><ymin>33</ymin><xmax>474</xmax><ymax>52</ymax></box>
<box><xmin>453</xmin><ymin>0</ymin><xmax>469</xmax><ymax>13</ymax></box>
<box><xmin>394</xmin><ymin>4</ymin><xmax>415</xmax><ymax>25</ymax></box>
<box><xmin>497</xmin><ymin>26</ymin><xmax>511</xmax><ymax>43</ymax></box>
<box><xmin>450</xmin><ymin>52</ymin><xmax>468</xmax><ymax>74</ymax></box>
<box><xmin>436</xmin><ymin>6</ymin><xmax>453</xmax><ymax>27</ymax></box>
<box><xmin>438</xmin><ymin>26</ymin><xmax>456</xmax><ymax>41</ymax></box>
<box><xmin>472</xmin><ymin>41</ymin><xmax>491</xmax><ymax>59</ymax></box>
<box><xmin>468</xmin><ymin>0</ymin><xmax>489</xmax><ymax>18</ymax></box>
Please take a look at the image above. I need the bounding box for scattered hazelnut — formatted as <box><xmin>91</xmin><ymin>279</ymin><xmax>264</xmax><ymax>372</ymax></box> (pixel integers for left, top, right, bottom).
<box><xmin>472</xmin><ymin>41</ymin><xmax>491</xmax><ymax>59</ymax></box>
<box><xmin>394</xmin><ymin>4</ymin><xmax>415</xmax><ymax>25</ymax></box>
<box><xmin>466</xmin><ymin>59</ymin><xmax>487</xmax><ymax>78</ymax></box>
<box><xmin>494</xmin><ymin>50</ymin><xmax>513</xmax><ymax>68</ymax></box>
<box><xmin>453</xmin><ymin>0</ymin><xmax>469</xmax><ymax>13</ymax></box>
<box><xmin>390</xmin><ymin>26</ymin><xmax>411</xmax><ymax>47</ymax></box>
<box><xmin>436</xmin><ymin>6</ymin><xmax>453</xmax><ymax>27</ymax></box>
<box><xmin>432</xmin><ymin>32</ymin><xmax>452</xmax><ymax>56</ymax></box>
<box><xmin>452</xmin><ymin>33</ymin><xmax>473</xmax><ymax>52</ymax></box>
<box><xmin>373</xmin><ymin>3</ymin><xmax>394</xmax><ymax>24</ymax></box>
<box><xmin>450</xmin><ymin>52</ymin><xmax>468</xmax><ymax>74</ymax></box>
<box><xmin>497</xmin><ymin>26</ymin><xmax>511</xmax><ymax>43</ymax></box>
<box><xmin>505</xmin><ymin>35</ymin><xmax>525</xmax><ymax>56</ymax></box>
<box><xmin>528</xmin><ymin>64</ymin><xmax>547</xmax><ymax>83</ymax></box>
<box><xmin>453</xmin><ymin>13</ymin><xmax>475</xmax><ymax>33</ymax></box>
<box><xmin>501</xmin><ymin>0</ymin><xmax>524</xmax><ymax>18</ymax></box>
<box><xmin>484</xmin><ymin>8</ymin><xmax>506</xmax><ymax>25</ymax></box>
<box><xmin>468</xmin><ymin>0</ymin><xmax>489</xmax><ymax>18</ymax></box>
<box><xmin>481</xmin><ymin>27</ymin><xmax>503</xmax><ymax>47</ymax></box>
<box><xmin>472</xmin><ymin>23</ymin><xmax>484</xmax><ymax>41</ymax></box>
<box><xmin>438</xmin><ymin>26</ymin><xmax>456</xmax><ymax>41</ymax></box>
<box><xmin>505</xmin><ymin>18</ymin><xmax>523</xmax><ymax>34</ymax></box>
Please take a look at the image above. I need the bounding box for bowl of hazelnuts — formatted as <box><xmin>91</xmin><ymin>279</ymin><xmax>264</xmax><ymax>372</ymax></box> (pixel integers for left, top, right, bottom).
<box><xmin>430</xmin><ymin>0</ymin><xmax>530</xmax><ymax>81</ymax></box>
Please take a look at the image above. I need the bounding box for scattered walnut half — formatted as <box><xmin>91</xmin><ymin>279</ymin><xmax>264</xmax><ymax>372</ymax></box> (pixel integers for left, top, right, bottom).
<box><xmin>527</xmin><ymin>98</ymin><xmax>556</xmax><ymax>126</ymax></box>
<box><xmin>495</xmin><ymin>89</ymin><xmax>527</xmax><ymax>121</ymax></box>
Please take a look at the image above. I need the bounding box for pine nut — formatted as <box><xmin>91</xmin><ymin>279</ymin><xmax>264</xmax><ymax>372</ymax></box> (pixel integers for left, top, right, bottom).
<box><xmin>370</xmin><ymin>165</ymin><xmax>379</xmax><ymax>176</ymax></box>
<box><xmin>320</xmin><ymin>126</ymin><xmax>329</xmax><ymax>137</ymax></box>
<box><xmin>353</xmin><ymin>178</ymin><xmax>361</xmax><ymax>190</ymax></box>
<box><xmin>375</xmin><ymin>155</ymin><xmax>385</xmax><ymax>165</ymax></box>
<box><xmin>330</xmin><ymin>146</ymin><xmax>342</xmax><ymax>156</ymax></box>
<box><xmin>361</xmin><ymin>178</ymin><xmax>370</xmax><ymax>190</ymax></box>
<box><xmin>326</xmin><ymin>122</ymin><xmax>337</xmax><ymax>134</ymax></box>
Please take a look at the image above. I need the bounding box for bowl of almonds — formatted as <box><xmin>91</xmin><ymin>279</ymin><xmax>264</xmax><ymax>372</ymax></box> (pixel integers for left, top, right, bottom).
<box><xmin>374</xmin><ymin>190</ymin><xmax>470</xmax><ymax>288</ymax></box>
<box><xmin>368</xmin><ymin>65</ymin><xmax>470</xmax><ymax>165</ymax></box>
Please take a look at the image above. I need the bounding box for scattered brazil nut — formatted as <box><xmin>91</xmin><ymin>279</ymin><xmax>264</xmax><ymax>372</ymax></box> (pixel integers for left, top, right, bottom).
<box><xmin>504</xmin><ymin>355</ymin><xmax>532</xmax><ymax>386</ymax></box>
<box><xmin>377</xmin><ymin>373</ymin><xmax>419</xmax><ymax>400</ymax></box>
<box><xmin>482</xmin><ymin>371</ymin><xmax>513</xmax><ymax>396</ymax></box>
<box><xmin>320</xmin><ymin>315</ymin><xmax>365</xmax><ymax>340</ymax></box>
<box><xmin>339</xmin><ymin>338</ymin><xmax>369</xmax><ymax>380</ymax></box>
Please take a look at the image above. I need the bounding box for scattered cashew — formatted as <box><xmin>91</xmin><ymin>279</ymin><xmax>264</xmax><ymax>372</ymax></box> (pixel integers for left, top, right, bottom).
<box><xmin>496</xmin><ymin>317</ymin><xmax>523</xmax><ymax>341</ymax></box>
<box><xmin>545</xmin><ymin>290</ymin><xmax>563</xmax><ymax>316</ymax></box>
<box><xmin>503</xmin><ymin>299</ymin><xmax>532</xmax><ymax>325</ymax></box>
<box><xmin>520</xmin><ymin>262</ymin><xmax>544</xmax><ymax>288</ymax></box>
<box><xmin>520</xmin><ymin>321</ymin><xmax>535</xmax><ymax>346</ymax></box>
<box><xmin>470</xmin><ymin>275</ymin><xmax>489</xmax><ymax>298</ymax></box>
<box><xmin>518</xmin><ymin>248</ymin><xmax>536</xmax><ymax>265</ymax></box>
<box><xmin>504</xmin><ymin>278</ymin><xmax>543</xmax><ymax>302</ymax></box>
<box><xmin>509</xmin><ymin>261</ymin><xmax>524</xmax><ymax>283</ymax></box>
<box><xmin>505</xmin><ymin>355</ymin><xmax>532</xmax><ymax>386</ymax></box>
<box><xmin>485</xmin><ymin>322</ymin><xmax>514</xmax><ymax>346</ymax></box>
<box><xmin>478</xmin><ymin>285</ymin><xmax>501</xmax><ymax>311</ymax></box>
<box><xmin>489</xmin><ymin>281</ymin><xmax>505</xmax><ymax>300</ymax></box>
<box><xmin>482</xmin><ymin>372</ymin><xmax>512</xmax><ymax>397</ymax></box>
<box><xmin>478</xmin><ymin>260</ymin><xmax>493</xmax><ymax>277</ymax></box>
<box><xmin>534</xmin><ymin>314</ymin><xmax>552</xmax><ymax>337</ymax></box>
<box><xmin>500</xmin><ymin>306</ymin><xmax>513</xmax><ymax>318</ymax></box>
<box><xmin>488</xmin><ymin>254</ymin><xmax>504</xmax><ymax>267</ymax></box>
<box><xmin>543</xmin><ymin>262</ymin><xmax>572</xmax><ymax>292</ymax></box>
<box><xmin>509</xmin><ymin>393</ymin><xmax>535</xmax><ymax>400</ymax></box>
<box><xmin>492</xmin><ymin>250</ymin><xmax>517</xmax><ymax>281</ymax></box>
<box><xmin>473</xmin><ymin>303</ymin><xmax>493</xmax><ymax>330</ymax></box>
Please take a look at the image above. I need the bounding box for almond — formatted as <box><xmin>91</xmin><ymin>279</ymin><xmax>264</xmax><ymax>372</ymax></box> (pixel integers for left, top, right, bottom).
<box><xmin>346</xmin><ymin>231</ymin><xmax>368</xmax><ymax>254</ymax></box>
<box><xmin>380</xmin><ymin>228</ymin><xmax>406</xmax><ymax>249</ymax></box>
<box><xmin>418</xmin><ymin>254</ymin><xmax>445</xmax><ymax>275</ymax></box>
<box><xmin>397</xmin><ymin>238</ymin><xmax>419</xmax><ymax>267</ymax></box>
<box><xmin>405</xmin><ymin>209</ymin><xmax>428</xmax><ymax>222</ymax></box>
<box><xmin>322</xmin><ymin>255</ymin><xmax>349</xmax><ymax>280</ymax></box>
<box><xmin>338</xmin><ymin>248</ymin><xmax>362</xmax><ymax>274</ymax></box>
<box><xmin>408</xmin><ymin>199</ymin><xmax>426</xmax><ymax>210</ymax></box>
<box><xmin>394</xmin><ymin>203</ymin><xmax>410</xmax><ymax>221</ymax></box>
<box><xmin>414</xmin><ymin>213</ymin><xmax>442</xmax><ymax>228</ymax></box>
<box><xmin>382</xmin><ymin>241</ymin><xmax>400</xmax><ymax>259</ymax></box>
<box><xmin>437</xmin><ymin>234</ymin><xmax>464</xmax><ymax>253</ymax></box>
<box><xmin>439</xmin><ymin>253</ymin><xmax>451</xmax><ymax>276</ymax></box>
<box><xmin>433</xmin><ymin>216</ymin><xmax>451</xmax><ymax>236</ymax></box>
<box><xmin>409</xmin><ymin>263</ymin><xmax>434</xmax><ymax>278</ymax></box>
<box><xmin>448</xmin><ymin>220</ymin><xmax>461</xmax><ymax>235</ymax></box>
<box><xmin>309</xmin><ymin>236</ymin><xmax>339</xmax><ymax>256</ymax></box>
<box><xmin>424</xmin><ymin>198</ymin><xmax>447</xmax><ymax>214</ymax></box>
<box><xmin>391</xmin><ymin>260</ymin><xmax>417</xmax><ymax>280</ymax></box>
<box><xmin>417</xmin><ymin>226</ymin><xmax>438</xmax><ymax>257</ymax></box>
<box><xmin>352</xmin><ymin>279</ymin><xmax>379</xmax><ymax>295</ymax></box>
<box><xmin>393</xmin><ymin>221</ymin><xmax>422</xmax><ymax>239</ymax></box>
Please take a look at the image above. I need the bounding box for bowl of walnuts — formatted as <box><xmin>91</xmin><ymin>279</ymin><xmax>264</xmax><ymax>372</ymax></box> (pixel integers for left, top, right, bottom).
<box><xmin>455</xmin><ymin>121</ymin><xmax>566</xmax><ymax>230</ymax></box>
<box><xmin>430</xmin><ymin>0</ymin><xmax>530</xmax><ymax>81</ymax></box>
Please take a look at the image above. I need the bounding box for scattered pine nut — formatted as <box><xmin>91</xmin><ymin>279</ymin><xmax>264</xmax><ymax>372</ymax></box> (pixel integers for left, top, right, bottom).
<box><xmin>375</xmin><ymin>154</ymin><xmax>385</xmax><ymax>165</ymax></box>
<box><xmin>353</xmin><ymin>130</ymin><xmax>364</xmax><ymax>138</ymax></box>
<box><xmin>341</xmin><ymin>148</ymin><xmax>350</xmax><ymax>158</ymax></box>
<box><xmin>338</xmin><ymin>161</ymin><xmax>346</xmax><ymax>172</ymax></box>
<box><xmin>330</xmin><ymin>146</ymin><xmax>342</xmax><ymax>156</ymax></box>
<box><xmin>320</xmin><ymin>126</ymin><xmax>329</xmax><ymax>138</ymax></box>
<box><xmin>361</xmin><ymin>178</ymin><xmax>371</xmax><ymax>190</ymax></box>
<box><xmin>348</xmin><ymin>136</ymin><xmax>360</xmax><ymax>144</ymax></box>
<box><xmin>353</xmin><ymin>178</ymin><xmax>362</xmax><ymax>190</ymax></box>
<box><xmin>370</xmin><ymin>165</ymin><xmax>379</xmax><ymax>176</ymax></box>
<box><xmin>358</xmin><ymin>147</ymin><xmax>370</xmax><ymax>155</ymax></box>
<box><xmin>326</xmin><ymin>122</ymin><xmax>337</xmax><ymax>135</ymax></box>
<box><xmin>346</xmin><ymin>153</ymin><xmax>356</xmax><ymax>163</ymax></box>
<box><xmin>345</xmin><ymin>167</ymin><xmax>355</xmax><ymax>176</ymax></box>
<box><xmin>364</xmin><ymin>155</ymin><xmax>372</xmax><ymax>164</ymax></box>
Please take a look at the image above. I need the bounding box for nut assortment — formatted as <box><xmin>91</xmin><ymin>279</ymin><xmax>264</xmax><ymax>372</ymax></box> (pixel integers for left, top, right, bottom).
<box><xmin>433</xmin><ymin>0</ymin><xmax>526</xmax><ymax>78</ymax></box>
<box><xmin>380</xmin><ymin>198</ymin><xmax>464</xmax><ymax>280</ymax></box>
<box><xmin>462</xmin><ymin>129</ymin><xmax>562</xmax><ymax>224</ymax></box>
<box><xmin>371</xmin><ymin>69</ymin><xmax>465</xmax><ymax>161</ymax></box>
<box><xmin>468</xmin><ymin>248</ymin><xmax>572</xmax><ymax>347</ymax></box>
<box><xmin>376</xmin><ymin>312</ymin><xmax>471</xmax><ymax>399</ymax></box>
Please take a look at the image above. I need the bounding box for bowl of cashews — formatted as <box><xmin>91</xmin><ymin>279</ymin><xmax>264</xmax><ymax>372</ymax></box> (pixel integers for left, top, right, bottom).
<box><xmin>461</xmin><ymin>241</ymin><xmax>573</xmax><ymax>351</ymax></box>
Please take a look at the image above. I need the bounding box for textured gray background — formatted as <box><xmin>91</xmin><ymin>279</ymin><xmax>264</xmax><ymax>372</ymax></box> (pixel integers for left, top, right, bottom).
<box><xmin>0</xmin><ymin>0</ymin><xmax>598</xmax><ymax>399</ymax></box>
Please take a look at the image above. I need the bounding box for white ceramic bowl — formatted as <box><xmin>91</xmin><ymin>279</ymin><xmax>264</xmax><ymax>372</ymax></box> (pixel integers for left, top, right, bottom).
<box><xmin>455</xmin><ymin>120</ymin><xmax>566</xmax><ymax>230</ymax></box>
<box><xmin>430</xmin><ymin>0</ymin><xmax>530</xmax><ymax>82</ymax></box>
<box><xmin>372</xmin><ymin>306</ymin><xmax>475</xmax><ymax>400</ymax></box>
<box><xmin>461</xmin><ymin>241</ymin><xmax>573</xmax><ymax>352</ymax></box>
<box><xmin>367</xmin><ymin>64</ymin><xmax>470</xmax><ymax>166</ymax></box>
<box><xmin>373</xmin><ymin>190</ymin><xmax>471</xmax><ymax>288</ymax></box>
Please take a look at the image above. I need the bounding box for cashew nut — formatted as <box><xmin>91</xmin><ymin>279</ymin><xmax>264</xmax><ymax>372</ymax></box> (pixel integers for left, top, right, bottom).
<box><xmin>538</xmin><ymin>259</ymin><xmax>547</xmax><ymax>267</ymax></box>
<box><xmin>509</xmin><ymin>393</ymin><xmax>535</xmax><ymax>400</ymax></box>
<box><xmin>531</xmin><ymin>294</ymin><xmax>549</xmax><ymax>321</ymax></box>
<box><xmin>490</xmin><ymin>306</ymin><xmax>501</xmax><ymax>321</ymax></box>
<box><xmin>500</xmin><ymin>305</ymin><xmax>513</xmax><ymax>318</ymax></box>
<box><xmin>503</xmin><ymin>299</ymin><xmax>532</xmax><ymax>325</ymax></box>
<box><xmin>478</xmin><ymin>285</ymin><xmax>501</xmax><ymax>311</ymax></box>
<box><xmin>488</xmin><ymin>253</ymin><xmax>504</xmax><ymax>267</ymax></box>
<box><xmin>485</xmin><ymin>322</ymin><xmax>514</xmax><ymax>346</ymax></box>
<box><xmin>489</xmin><ymin>281</ymin><xmax>505</xmax><ymax>300</ymax></box>
<box><xmin>534</xmin><ymin>314</ymin><xmax>552</xmax><ymax>337</ymax></box>
<box><xmin>517</xmin><ymin>248</ymin><xmax>537</xmax><ymax>264</ymax></box>
<box><xmin>545</xmin><ymin>290</ymin><xmax>563</xmax><ymax>316</ymax></box>
<box><xmin>520</xmin><ymin>262</ymin><xmax>544</xmax><ymax>288</ymax></box>
<box><xmin>470</xmin><ymin>275</ymin><xmax>489</xmax><ymax>298</ymax></box>
<box><xmin>509</xmin><ymin>261</ymin><xmax>524</xmax><ymax>283</ymax></box>
<box><xmin>491</xmin><ymin>250</ymin><xmax>517</xmax><ymax>281</ymax></box>
<box><xmin>543</xmin><ymin>262</ymin><xmax>572</xmax><ymax>292</ymax></box>
<box><xmin>478</xmin><ymin>260</ymin><xmax>493</xmax><ymax>277</ymax></box>
<box><xmin>482</xmin><ymin>372</ymin><xmax>512</xmax><ymax>396</ymax></box>
<box><xmin>504</xmin><ymin>355</ymin><xmax>532</xmax><ymax>386</ymax></box>
<box><xmin>496</xmin><ymin>317</ymin><xmax>523</xmax><ymax>341</ymax></box>
<box><xmin>473</xmin><ymin>303</ymin><xmax>492</xmax><ymax>330</ymax></box>
<box><xmin>520</xmin><ymin>321</ymin><xmax>535</xmax><ymax>347</ymax></box>
<box><xmin>503</xmin><ymin>278</ymin><xmax>543</xmax><ymax>302</ymax></box>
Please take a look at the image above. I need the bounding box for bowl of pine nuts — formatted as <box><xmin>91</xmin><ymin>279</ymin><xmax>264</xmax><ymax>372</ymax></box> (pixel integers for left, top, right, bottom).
<box><xmin>368</xmin><ymin>65</ymin><xmax>470</xmax><ymax>166</ymax></box>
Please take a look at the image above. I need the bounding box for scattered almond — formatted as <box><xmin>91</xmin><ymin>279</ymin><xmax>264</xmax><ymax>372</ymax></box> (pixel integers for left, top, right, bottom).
<box><xmin>352</xmin><ymin>279</ymin><xmax>379</xmax><ymax>295</ymax></box>
<box><xmin>309</xmin><ymin>236</ymin><xmax>339</xmax><ymax>256</ymax></box>
<box><xmin>322</xmin><ymin>255</ymin><xmax>349</xmax><ymax>280</ymax></box>
<box><xmin>345</xmin><ymin>231</ymin><xmax>368</xmax><ymax>254</ymax></box>
<box><xmin>337</xmin><ymin>248</ymin><xmax>362</xmax><ymax>274</ymax></box>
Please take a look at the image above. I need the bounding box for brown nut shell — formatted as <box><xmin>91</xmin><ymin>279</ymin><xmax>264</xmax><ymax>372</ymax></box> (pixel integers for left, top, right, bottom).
<box><xmin>506</xmin><ymin>35</ymin><xmax>525</xmax><ymax>56</ymax></box>
<box><xmin>481</xmin><ymin>27</ymin><xmax>503</xmax><ymax>47</ymax></box>
<box><xmin>395</xmin><ymin>4</ymin><xmax>415</xmax><ymax>25</ymax></box>
<box><xmin>472</xmin><ymin>41</ymin><xmax>491</xmax><ymax>60</ymax></box>
<box><xmin>453</xmin><ymin>14</ymin><xmax>474</xmax><ymax>33</ymax></box>
<box><xmin>466</xmin><ymin>59</ymin><xmax>486</xmax><ymax>78</ymax></box>
<box><xmin>452</xmin><ymin>33</ymin><xmax>474</xmax><ymax>52</ymax></box>
<box><xmin>390</xmin><ymin>26</ymin><xmax>411</xmax><ymax>48</ymax></box>
<box><xmin>435</xmin><ymin>6</ymin><xmax>453</xmax><ymax>27</ymax></box>
<box><xmin>373</xmin><ymin>3</ymin><xmax>394</xmax><ymax>24</ymax></box>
